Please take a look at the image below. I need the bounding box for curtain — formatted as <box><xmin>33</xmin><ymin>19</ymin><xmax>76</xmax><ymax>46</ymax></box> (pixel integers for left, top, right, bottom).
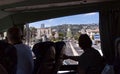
<box><xmin>99</xmin><ymin>8</ymin><xmax>120</xmax><ymax>64</ymax></box>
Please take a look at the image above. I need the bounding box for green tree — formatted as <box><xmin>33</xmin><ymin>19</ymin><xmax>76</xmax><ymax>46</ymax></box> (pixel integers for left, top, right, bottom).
<box><xmin>74</xmin><ymin>32</ymin><xmax>81</xmax><ymax>40</ymax></box>
<box><xmin>59</xmin><ymin>32</ymin><xmax>64</xmax><ymax>40</ymax></box>
<box><xmin>66</xmin><ymin>27</ymin><xmax>72</xmax><ymax>38</ymax></box>
<box><xmin>29</xmin><ymin>27</ymin><xmax>37</xmax><ymax>42</ymax></box>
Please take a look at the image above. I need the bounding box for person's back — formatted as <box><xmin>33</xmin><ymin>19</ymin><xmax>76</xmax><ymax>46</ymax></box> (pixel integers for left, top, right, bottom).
<box><xmin>53</xmin><ymin>41</ymin><xmax>66</xmax><ymax>74</ymax></box>
<box><xmin>78</xmin><ymin>47</ymin><xmax>103</xmax><ymax>74</ymax></box>
<box><xmin>7</xmin><ymin>27</ymin><xmax>34</xmax><ymax>74</ymax></box>
<box><xmin>14</xmin><ymin>43</ymin><xmax>33</xmax><ymax>74</ymax></box>
<box><xmin>77</xmin><ymin>34</ymin><xmax>103</xmax><ymax>74</ymax></box>
<box><xmin>0</xmin><ymin>41</ymin><xmax>17</xmax><ymax>74</ymax></box>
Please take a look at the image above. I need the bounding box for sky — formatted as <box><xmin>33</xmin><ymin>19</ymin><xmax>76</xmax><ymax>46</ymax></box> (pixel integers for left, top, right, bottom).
<box><xmin>29</xmin><ymin>12</ymin><xmax>99</xmax><ymax>28</ymax></box>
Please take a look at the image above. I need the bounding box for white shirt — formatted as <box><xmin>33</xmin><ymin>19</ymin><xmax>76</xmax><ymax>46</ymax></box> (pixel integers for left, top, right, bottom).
<box><xmin>14</xmin><ymin>43</ymin><xmax>34</xmax><ymax>74</ymax></box>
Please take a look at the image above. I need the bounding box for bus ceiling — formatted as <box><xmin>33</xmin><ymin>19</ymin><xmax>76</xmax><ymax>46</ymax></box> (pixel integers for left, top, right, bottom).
<box><xmin>0</xmin><ymin>0</ymin><xmax>119</xmax><ymax>32</ymax></box>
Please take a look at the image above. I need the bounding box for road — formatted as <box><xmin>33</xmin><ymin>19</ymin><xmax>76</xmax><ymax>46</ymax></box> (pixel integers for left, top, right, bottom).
<box><xmin>63</xmin><ymin>41</ymin><xmax>83</xmax><ymax>65</ymax></box>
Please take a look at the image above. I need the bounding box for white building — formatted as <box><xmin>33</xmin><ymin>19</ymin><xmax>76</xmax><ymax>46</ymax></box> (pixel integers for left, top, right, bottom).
<box><xmin>36</xmin><ymin>28</ymin><xmax>52</xmax><ymax>40</ymax></box>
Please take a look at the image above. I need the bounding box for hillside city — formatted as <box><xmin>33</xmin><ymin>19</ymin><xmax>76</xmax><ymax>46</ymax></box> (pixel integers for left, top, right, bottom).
<box><xmin>33</xmin><ymin>24</ymin><xmax>99</xmax><ymax>43</ymax></box>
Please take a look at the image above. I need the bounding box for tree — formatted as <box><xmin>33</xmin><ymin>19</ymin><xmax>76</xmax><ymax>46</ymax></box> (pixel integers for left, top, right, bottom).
<box><xmin>66</xmin><ymin>26</ymin><xmax>72</xmax><ymax>39</ymax></box>
<box><xmin>29</xmin><ymin>27</ymin><xmax>37</xmax><ymax>42</ymax></box>
<box><xmin>58</xmin><ymin>32</ymin><xmax>64</xmax><ymax>40</ymax></box>
<box><xmin>30</xmin><ymin>27</ymin><xmax>37</xmax><ymax>34</ymax></box>
<box><xmin>74</xmin><ymin>32</ymin><xmax>81</xmax><ymax>40</ymax></box>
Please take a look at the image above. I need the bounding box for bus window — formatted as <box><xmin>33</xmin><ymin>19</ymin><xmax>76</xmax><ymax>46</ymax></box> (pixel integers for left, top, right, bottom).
<box><xmin>28</xmin><ymin>12</ymin><xmax>103</xmax><ymax>65</ymax></box>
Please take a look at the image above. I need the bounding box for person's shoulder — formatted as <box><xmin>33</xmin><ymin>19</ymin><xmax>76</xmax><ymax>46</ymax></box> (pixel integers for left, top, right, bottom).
<box><xmin>92</xmin><ymin>48</ymin><xmax>101</xmax><ymax>55</ymax></box>
<box><xmin>0</xmin><ymin>41</ymin><xmax>9</xmax><ymax>46</ymax></box>
<box><xmin>21</xmin><ymin>43</ymin><xmax>30</xmax><ymax>47</ymax></box>
<box><xmin>21</xmin><ymin>44</ymin><xmax>31</xmax><ymax>49</ymax></box>
<box><xmin>15</xmin><ymin>43</ymin><xmax>31</xmax><ymax>50</ymax></box>
<box><xmin>0</xmin><ymin>41</ymin><xmax>16</xmax><ymax>51</ymax></box>
<box><xmin>89</xmin><ymin>47</ymin><xmax>99</xmax><ymax>53</ymax></box>
<box><xmin>15</xmin><ymin>43</ymin><xmax>29</xmax><ymax>47</ymax></box>
<box><xmin>82</xmin><ymin>48</ymin><xmax>100</xmax><ymax>57</ymax></box>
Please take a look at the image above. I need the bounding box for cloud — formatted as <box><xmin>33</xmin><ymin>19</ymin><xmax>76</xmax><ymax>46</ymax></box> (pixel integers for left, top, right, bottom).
<box><xmin>83</xmin><ymin>12</ymin><xmax>97</xmax><ymax>16</ymax></box>
<box><xmin>48</xmin><ymin>19</ymin><xmax>54</xmax><ymax>22</ymax></box>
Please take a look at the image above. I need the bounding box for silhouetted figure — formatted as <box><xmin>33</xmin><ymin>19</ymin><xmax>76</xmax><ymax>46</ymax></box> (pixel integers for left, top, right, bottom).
<box><xmin>53</xmin><ymin>41</ymin><xmax>66</xmax><ymax>74</ymax></box>
<box><xmin>0</xmin><ymin>41</ymin><xmax>17</xmax><ymax>74</ymax></box>
<box><xmin>64</xmin><ymin>34</ymin><xmax>103</xmax><ymax>74</ymax></box>
<box><xmin>32</xmin><ymin>41</ymin><xmax>55</xmax><ymax>74</ymax></box>
<box><xmin>32</xmin><ymin>42</ymin><xmax>44</xmax><ymax>74</ymax></box>
<box><xmin>7</xmin><ymin>27</ymin><xmax>34</xmax><ymax>74</ymax></box>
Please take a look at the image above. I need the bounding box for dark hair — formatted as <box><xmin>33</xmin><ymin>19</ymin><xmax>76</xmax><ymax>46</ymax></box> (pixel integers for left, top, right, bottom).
<box><xmin>33</xmin><ymin>41</ymin><xmax>55</xmax><ymax>59</ymax></box>
<box><xmin>55</xmin><ymin>41</ymin><xmax>66</xmax><ymax>60</ymax></box>
<box><xmin>32</xmin><ymin>42</ymin><xmax>44</xmax><ymax>58</ymax></box>
<box><xmin>7</xmin><ymin>27</ymin><xmax>22</xmax><ymax>42</ymax></box>
<box><xmin>78</xmin><ymin>34</ymin><xmax>92</xmax><ymax>49</ymax></box>
<box><xmin>32</xmin><ymin>41</ymin><xmax>55</xmax><ymax>74</ymax></box>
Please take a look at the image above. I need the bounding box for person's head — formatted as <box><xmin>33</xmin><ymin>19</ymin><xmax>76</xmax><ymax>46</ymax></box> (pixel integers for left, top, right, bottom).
<box><xmin>7</xmin><ymin>27</ymin><xmax>22</xmax><ymax>44</ymax></box>
<box><xmin>32</xmin><ymin>42</ymin><xmax>44</xmax><ymax>58</ymax></box>
<box><xmin>55</xmin><ymin>41</ymin><xmax>66</xmax><ymax>65</ymax></box>
<box><xmin>35</xmin><ymin>41</ymin><xmax>55</xmax><ymax>74</ymax></box>
<box><xmin>43</xmin><ymin>41</ymin><xmax>56</xmax><ymax>64</ymax></box>
<box><xmin>33</xmin><ymin>41</ymin><xmax>55</xmax><ymax>62</ymax></box>
<box><xmin>78</xmin><ymin>34</ymin><xmax>92</xmax><ymax>50</ymax></box>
